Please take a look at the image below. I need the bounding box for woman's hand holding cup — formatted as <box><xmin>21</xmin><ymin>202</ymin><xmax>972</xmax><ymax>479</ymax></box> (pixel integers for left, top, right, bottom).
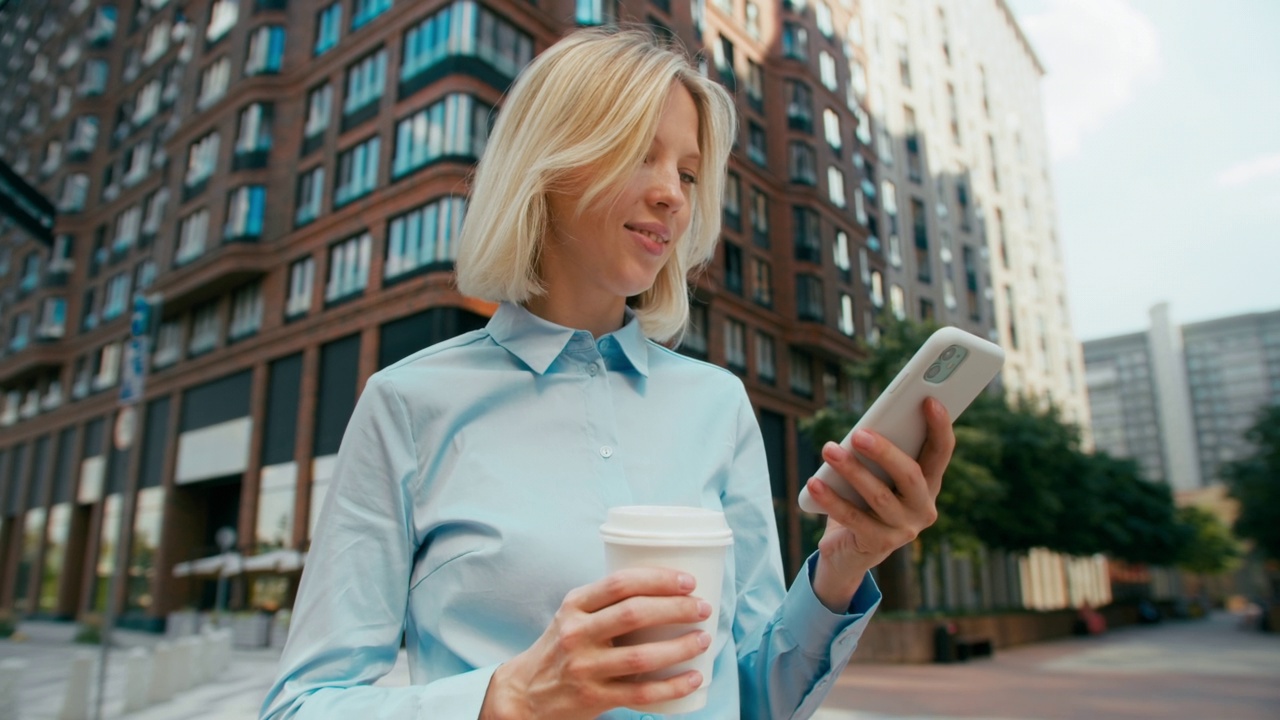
<box><xmin>479</xmin><ymin>567</ymin><xmax>712</xmax><ymax>720</ymax></box>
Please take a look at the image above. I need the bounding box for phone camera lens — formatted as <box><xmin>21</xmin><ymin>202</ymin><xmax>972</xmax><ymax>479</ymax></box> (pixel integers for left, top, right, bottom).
<box><xmin>941</xmin><ymin>346</ymin><xmax>956</xmax><ymax>361</ymax></box>
<box><xmin>925</xmin><ymin>364</ymin><xmax>942</xmax><ymax>380</ymax></box>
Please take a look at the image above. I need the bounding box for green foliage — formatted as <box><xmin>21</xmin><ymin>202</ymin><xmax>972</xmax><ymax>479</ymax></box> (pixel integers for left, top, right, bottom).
<box><xmin>799</xmin><ymin>313</ymin><xmax>1220</xmax><ymax>566</ymax></box>
<box><xmin>1223</xmin><ymin>404</ymin><xmax>1280</xmax><ymax>562</ymax></box>
<box><xmin>0</xmin><ymin>612</ymin><xmax>15</xmax><ymax>638</ymax></box>
<box><xmin>1175</xmin><ymin>505</ymin><xmax>1242</xmax><ymax>574</ymax></box>
<box><xmin>74</xmin><ymin>614</ymin><xmax>103</xmax><ymax>640</ymax></box>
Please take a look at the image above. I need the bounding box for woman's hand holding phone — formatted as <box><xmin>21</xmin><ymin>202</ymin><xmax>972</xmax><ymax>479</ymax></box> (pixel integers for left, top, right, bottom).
<box><xmin>805</xmin><ymin>398</ymin><xmax>956</xmax><ymax>613</ymax></box>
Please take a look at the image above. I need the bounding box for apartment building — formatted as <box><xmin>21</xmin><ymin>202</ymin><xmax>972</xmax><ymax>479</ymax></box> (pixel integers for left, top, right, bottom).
<box><xmin>856</xmin><ymin>0</ymin><xmax>1088</xmax><ymax>430</ymax></box>
<box><xmin>1083</xmin><ymin>304</ymin><xmax>1280</xmax><ymax>491</ymax></box>
<box><xmin>1</xmin><ymin>0</ymin><xmax>941</xmax><ymax>625</ymax></box>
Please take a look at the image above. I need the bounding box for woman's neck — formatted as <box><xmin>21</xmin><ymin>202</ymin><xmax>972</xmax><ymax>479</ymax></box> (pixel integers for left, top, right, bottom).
<box><xmin>524</xmin><ymin>291</ymin><xmax>627</xmax><ymax>339</ymax></box>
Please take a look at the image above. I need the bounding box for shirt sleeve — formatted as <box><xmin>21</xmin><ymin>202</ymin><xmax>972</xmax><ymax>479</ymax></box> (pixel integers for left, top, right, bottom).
<box><xmin>260</xmin><ymin>374</ymin><xmax>497</xmax><ymax>720</ymax></box>
<box><xmin>722</xmin><ymin>386</ymin><xmax>883</xmax><ymax>720</ymax></box>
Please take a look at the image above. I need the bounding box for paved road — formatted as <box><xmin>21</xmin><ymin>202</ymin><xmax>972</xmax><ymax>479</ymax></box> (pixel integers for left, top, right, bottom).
<box><xmin>818</xmin><ymin>610</ymin><xmax>1280</xmax><ymax>719</ymax></box>
<box><xmin>1</xmin><ymin>610</ymin><xmax>1276</xmax><ymax>718</ymax></box>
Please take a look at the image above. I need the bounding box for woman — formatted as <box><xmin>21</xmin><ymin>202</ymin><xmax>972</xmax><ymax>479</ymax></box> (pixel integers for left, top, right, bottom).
<box><xmin>261</xmin><ymin>28</ymin><xmax>952</xmax><ymax>720</ymax></box>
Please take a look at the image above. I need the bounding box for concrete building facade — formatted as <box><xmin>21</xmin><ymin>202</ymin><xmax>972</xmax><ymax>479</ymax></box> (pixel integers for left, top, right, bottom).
<box><xmin>1083</xmin><ymin>304</ymin><xmax>1280</xmax><ymax>491</ymax></box>
<box><xmin>857</xmin><ymin>0</ymin><xmax>1089</xmax><ymax>430</ymax></box>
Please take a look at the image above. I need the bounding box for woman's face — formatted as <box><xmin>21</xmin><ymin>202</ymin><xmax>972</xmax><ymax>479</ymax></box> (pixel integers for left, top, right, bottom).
<box><xmin>541</xmin><ymin>82</ymin><xmax>702</xmax><ymax>306</ymax></box>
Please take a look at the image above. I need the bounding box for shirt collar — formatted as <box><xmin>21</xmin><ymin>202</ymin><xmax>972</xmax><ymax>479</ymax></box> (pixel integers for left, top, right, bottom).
<box><xmin>487</xmin><ymin>302</ymin><xmax>650</xmax><ymax>377</ymax></box>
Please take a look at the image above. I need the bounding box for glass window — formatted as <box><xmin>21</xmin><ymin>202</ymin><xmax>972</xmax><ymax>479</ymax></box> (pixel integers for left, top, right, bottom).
<box><xmin>722</xmin><ymin>241</ymin><xmax>742</xmax><ymax>295</ymax></box>
<box><xmin>747</xmin><ymin>122</ymin><xmax>767</xmax><ymax>167</ymax></box>
<box><xmin>189</xmin><ymin>301</ymin><xmax>221</xmax><ymax>356</ymax></box>
<box><xmin>315</xmin><ymin>2</ymin><xmax>342</xmax><ymax>56</ymax></box>
<box><xmin>207</xmin><ymin>0</ymin><xmax>239</xmax><ymax>43</ymax></box>
<box><xmin>827</xmin><ymin>166</ymin><xmax>846</xmax><ymax>208</ymax></box>
<box><xmin>392</xmin><ymin>94</ymin><xmax>491</xmax><ymax>179</ymax></box>
<box><xmin>229</xmin><ymin>282</ymin><xmax>264</xmax><ymax>339</ymax></box>
<box><xmin>789</xmin><ymin>142</ymin><xmax>816</xmax><ymax>185</ymax></box>
<box><xmin>235</xmin><ymin>103</ymin><xmax>273</xmax><ymax>155</ymax></box>
<box><xmin>344</xmin><ymin>49</ymin><xmax>387</xmax><ymax>116</ymax></box>
<box><xmin>286</xmin><ymin>256</ymin><xmax>315</xmax><ymax>318</ymax></box>
<box><xmin>751</xmin><ymin>257</ymin><xmax>772</xmax><ymax>307</ymax></box>
<box><xmin>334</xmin><ymin>136</ymin><xmax>380</xmax><ymax>207</ymax></box>
<box><xmin>385</xmin><ymin>196</ymin><xmax>467</xmax><ymax>279</ymax></box>
<box><xmin>681</xmin><ymin>303</ymin><xmax>708</xmax><ymax>357</ymax></box>
<box><xmin>295</xmin><ymin>166</ymin><xmax>325</xmax><ymax>226</ymax></box>
<box><xmin>787</xmin><ymin>80</ymin><xmax>812</xmax><ymax>130</ymax></box>
<box><xmin>224</xmin><ymin>186</ymin><xmax>266</xmax><ymax>240</ymax></box>
<box><xmin>783</xmin><ymin>22</ymin><xmax>807</xmax><ymax>60</ymax></box>
<box><xmin>197</xmin><ymin>57</ymin><xmax>231</xmax><ymax>110</ymax></box>
<box><xmin>245</xmin><ymin>26</ymin><xmax>285</xmax><ymax>76</ymax></box>
<box><xmin>103</xmin><ymin>273</ymin><xmax>131</xmax><ymax>321</ymax></box>
<box><xmin>839</xmin><ymin>293</ymin><xmax>854</xmax><ymax>335</ymax></box>
<box><xmin>326</xmin><ymin>232</ymin><xmax>372</xmax><ymax>303</ymax></box>
<box><xmin>176</xmin><ymin>209</ymin><xmax>210</xmax><ymax>266</ymax></box>
<box><xmin>352</xmin><ymin>0</ymin><xmax>392</xmax><ymax>30</ymax></box>
<box><xmin>819</xmin><ymin>51</ymin><xmax>837</xmax><ymax>91</ymax></box>
<box><xmin>724</xmin><ymin>318</ymin><xmax>746</xmax><ymax>371</ymax></box>
<box><xmin>304</xmin><ymin>83</ymin><xmax>333</xmax><ymax>138</ymax></box>
<box><xmin>125</xmin><ymin>488</ymin><xmax>165</xmax><ymax>613</ymax></box>
<box><xmin>796</xmin><ymin>274</ymin><xmax>824</xmax><ymax>322</ymax></box>
<box><xmin>793</xmin><ymin>206</ymin><xmax>821</xmax><ymax>263</ymax></box>
<box><xmin>790</xmin><ymin>348</ymin><xmax>813</xmax><ymax>396</ymax></box>
<box><xmin>755</xmin><ymin>331</ymin><xmax>776</xmax><ymax>383</ymax></box>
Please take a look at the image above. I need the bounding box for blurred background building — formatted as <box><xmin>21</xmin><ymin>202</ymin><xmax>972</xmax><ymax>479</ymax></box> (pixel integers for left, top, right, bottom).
<box><xmin>0</xmin><ymin>0</ymin><xmax>1089</xmax><ymax>629</ymax></box>
<box><xmin>1084</xmin><ymin>303</ymin><xmax>1280</xmax><ymax>491</ymax></box>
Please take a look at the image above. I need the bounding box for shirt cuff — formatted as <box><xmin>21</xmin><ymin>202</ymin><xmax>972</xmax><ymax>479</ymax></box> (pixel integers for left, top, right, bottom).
<box><xmin>779</xmin><ymin>552</ymin><xmax>882</xmax><ymax>657</ymax></box>
<box><xmin>416</xmin><ymin>662</ymin><xmax>502</xmax><ymax>719</ymax></box>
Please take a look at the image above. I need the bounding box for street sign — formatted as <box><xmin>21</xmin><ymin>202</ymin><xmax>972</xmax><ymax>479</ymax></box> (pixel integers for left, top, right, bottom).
<box><xmin>119</xmin><ymin>294</ymin><xmax>157</xmax><ymax>407</ymax></box>
<box><xmin>118</xmin><ymin>336</ymin><xmax>149</xmax><ymax>405</ymax></box>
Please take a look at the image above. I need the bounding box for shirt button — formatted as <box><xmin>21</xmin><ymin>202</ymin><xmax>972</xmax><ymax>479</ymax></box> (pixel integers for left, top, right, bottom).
<box><xmin>599</xmin><ymin>446</ymin><xmax>614</xmax><ymax>458</ymax></box>
<box><xmin>587</xmin><ymin>363</ymin><xmax>598</xmax><ymax>376</ymax></box>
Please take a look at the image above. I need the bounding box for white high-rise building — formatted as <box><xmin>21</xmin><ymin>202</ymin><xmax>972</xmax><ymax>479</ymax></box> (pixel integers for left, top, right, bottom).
<box><xmin>858</xmin><ymin>0</ymin><xmax>1090</xmax><ymax>431</ymax></box>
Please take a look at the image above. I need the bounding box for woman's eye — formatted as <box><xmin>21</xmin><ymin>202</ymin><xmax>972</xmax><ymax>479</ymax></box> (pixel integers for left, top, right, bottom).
<box><xmin>680</xmin><ymin>172</ymin><xmax>698</xmax><ymax>185</ymax></box>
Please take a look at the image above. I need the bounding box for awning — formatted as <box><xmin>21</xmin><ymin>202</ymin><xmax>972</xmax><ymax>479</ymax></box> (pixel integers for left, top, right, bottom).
<box><xmin>172</xmin><ymin>552</ymin><xmax>243</xmax><ymax>578</ymax></box>
<box><xmin>241</xmin><ymin>549</ymin><xmax>305</xmax><ymax>573</ymax></box>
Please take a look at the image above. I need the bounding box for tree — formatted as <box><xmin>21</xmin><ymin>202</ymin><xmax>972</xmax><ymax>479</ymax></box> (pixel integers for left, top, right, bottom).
<box><xmin>1174</xmin><ymin>505</ymin><xmax>1241</xmax><ymax>575</ymax></box>
<box><xmin>1223</xmin><ymin>404</ymin><xmax>1280</xmax><ymax>562</ymax></box>
<box><xmin>801</xmin><ymin>314</ymin><xmax>1194</xmax><ymax>564</ymax></box>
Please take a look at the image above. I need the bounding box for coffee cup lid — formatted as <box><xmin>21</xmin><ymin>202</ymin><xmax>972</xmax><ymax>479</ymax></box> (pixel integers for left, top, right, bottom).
<box><xmin>599</xmin><ymin>506</ymin><xmax>734</xmax><ymax>547</ymax></box>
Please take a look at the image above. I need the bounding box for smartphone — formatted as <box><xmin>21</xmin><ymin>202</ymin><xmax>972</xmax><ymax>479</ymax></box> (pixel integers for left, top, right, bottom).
<box><xmin>797</xmin><ymin>326</ymin><xmax>1005</xmax><ymax>515</ymax></box>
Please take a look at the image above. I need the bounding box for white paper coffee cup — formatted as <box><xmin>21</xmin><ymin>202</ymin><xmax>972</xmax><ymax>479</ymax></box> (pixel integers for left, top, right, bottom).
<box><xmin>599</xmin><ymin>506</ymin><xmax>734</xmax><ymax>715</ymax></box>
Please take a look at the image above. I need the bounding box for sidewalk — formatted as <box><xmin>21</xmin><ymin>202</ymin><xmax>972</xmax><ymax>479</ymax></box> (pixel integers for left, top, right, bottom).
<box><xmin>3</xmin><ymin>611</ymin><xmax>1277</xmax><ymax>719</ymax></box>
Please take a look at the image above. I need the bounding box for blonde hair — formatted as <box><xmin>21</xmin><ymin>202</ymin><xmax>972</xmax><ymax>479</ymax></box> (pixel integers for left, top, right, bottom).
<box><xmin>454</xmin><ymin>27</ymin><xmax>737</xmax><ymax>343</ymax></box>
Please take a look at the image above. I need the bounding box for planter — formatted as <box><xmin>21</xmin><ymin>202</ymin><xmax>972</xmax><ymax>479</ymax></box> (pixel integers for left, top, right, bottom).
<box><xmin>231</xmin><ymin>613</ymin><xmax>270</xmax><ymax>648</ymax></box>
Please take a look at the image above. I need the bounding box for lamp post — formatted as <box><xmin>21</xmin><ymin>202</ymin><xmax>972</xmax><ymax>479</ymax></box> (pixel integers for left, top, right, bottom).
<box><xmin>214</xmin><ymin>527</ymin><xmax>237</xmax><ymax>628</ymax></box>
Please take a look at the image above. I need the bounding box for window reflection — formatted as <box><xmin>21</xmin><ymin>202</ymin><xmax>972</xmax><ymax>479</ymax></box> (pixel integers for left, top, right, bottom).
<box><xmin>14</xmin><ymin>509</ymin><xmax>46</xmax><ymax>613</ymax></box>
<box><xmin>127</xmin><ymin>488</ymin><xmax>165</xmax><ymax>613</ymax></box>
<box><xmin>92</xmin><ymin>494</ymin><xmax>123</xmax><ymax>612</ymax></box>
<box><xmin>40</xmin><ymin>504</ymin><xmax>72</xmax><ymax>613</ymax></box>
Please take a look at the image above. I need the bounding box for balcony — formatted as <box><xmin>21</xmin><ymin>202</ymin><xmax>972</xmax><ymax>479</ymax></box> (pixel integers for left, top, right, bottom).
<box><xmin>154</xmin><ymin>241</ymin><xmax>273</xmax><ymax>317</ymax></box>
<box><xmin>0</xmin><ymin>340</ymin><xmax>63</xmax><ymax>386</ymax></box>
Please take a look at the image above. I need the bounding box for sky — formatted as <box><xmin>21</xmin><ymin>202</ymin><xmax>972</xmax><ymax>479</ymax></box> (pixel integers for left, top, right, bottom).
<box><xmin>1006</xmin><ymin>0</ymin><xmax>1280</xmax><ymax>341</ymax></box>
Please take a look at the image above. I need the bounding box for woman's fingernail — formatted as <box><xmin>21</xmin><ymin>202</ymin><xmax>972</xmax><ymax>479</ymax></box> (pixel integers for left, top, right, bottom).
<box><xmin>678</xmin><ymin>573</ymin><xmax>695</xmax><ymax>590</ymax></box>
<box><xmin>688</xmin><ymin>671</ymin><xmax>704</xmax><ymax>686</ymax></box>
<box><xmin>853</xmin><ymin>430</ymin><xmax>874</xmax><ymax>449</ymax></box>
<box><xmin>697</xmin><ymin>631</ymin><xmax>712</xmax><ymax>648</ymax></box>
<box><xmin>697</xmin><ymin>600</ymin><xmax>712</xmax><ymax>618</ymax></box>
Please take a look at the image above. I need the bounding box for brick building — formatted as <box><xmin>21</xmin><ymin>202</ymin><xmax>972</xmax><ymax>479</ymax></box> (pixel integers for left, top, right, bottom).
<box><xmin>0</xmin><ymin>0</ymin><xmax>1013</xmax><ymax>627</ymax></box>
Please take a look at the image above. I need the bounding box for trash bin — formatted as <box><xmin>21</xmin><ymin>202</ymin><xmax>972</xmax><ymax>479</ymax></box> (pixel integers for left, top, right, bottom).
<box><xmin>934</xmin><ymin>622</ymin><xmax>958</xmax><ymax>663</ymax></box>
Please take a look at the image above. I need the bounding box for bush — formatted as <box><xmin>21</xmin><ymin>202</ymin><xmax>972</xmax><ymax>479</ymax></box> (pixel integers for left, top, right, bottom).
<box><xmin>0</xmin><ymin>613</ymin><xmax>15</xmax><ymax>638</ymax></box>
<box><xmin>74</xmin><ymin>615</ymin><xmax>103</xmax><ymax>644</ymax></box>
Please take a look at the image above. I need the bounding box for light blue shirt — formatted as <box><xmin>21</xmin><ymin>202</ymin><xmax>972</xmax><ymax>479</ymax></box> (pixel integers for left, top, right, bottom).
<box><xmin>261</xmin><ymin>303</ymin><xmax>880</xmax><ymax>720</ymax></box>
